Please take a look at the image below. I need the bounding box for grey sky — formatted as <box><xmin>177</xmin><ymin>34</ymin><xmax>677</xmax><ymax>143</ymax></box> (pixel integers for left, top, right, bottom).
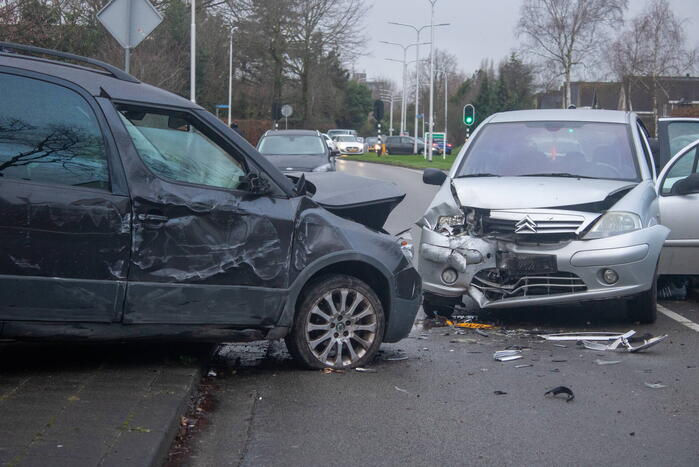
<box><xmin>356</xmin><ymin>0</ymin><xmax>699</xmax><ymax>84</ymax></box>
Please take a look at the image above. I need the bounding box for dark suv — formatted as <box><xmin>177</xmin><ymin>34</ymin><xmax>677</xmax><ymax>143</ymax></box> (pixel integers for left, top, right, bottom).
<box><xmin>0</xmin><ymin>43</ymin><xmax>421</xmax><ymax>369</ymax></box>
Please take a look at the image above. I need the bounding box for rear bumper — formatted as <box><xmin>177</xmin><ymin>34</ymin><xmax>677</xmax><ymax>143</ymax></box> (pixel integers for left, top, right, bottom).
<box><xmin>419</xmin><ymin>225</ymin><xmax>669</xmax><ymax>309</ymax></box>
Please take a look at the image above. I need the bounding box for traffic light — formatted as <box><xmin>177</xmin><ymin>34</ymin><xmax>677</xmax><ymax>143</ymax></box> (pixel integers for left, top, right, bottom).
<box><xmin>463</xmin><ymin>104</ymin><xmax>475</xmax><ymax>126</ymax></box>
<box><xmin>373</xmin><ymin>100</ymin><xmax>385</xmax><ymax>121</ymax></box>
<box><xmin>272</xmin><ymin>102</ymin><xmax>282</xmax><ymax>120</ymax></box>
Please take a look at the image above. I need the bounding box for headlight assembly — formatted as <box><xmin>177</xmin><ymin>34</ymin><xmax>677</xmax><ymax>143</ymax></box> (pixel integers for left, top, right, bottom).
<box><xmin>584</xmin><ymin>211</ymin><xmax>642</xmax><ymax>239</ymax></box>
<box><xmin>436</xmin><ymin>214</ymin><xmax>465</xmax><ymax>235</ymax></box>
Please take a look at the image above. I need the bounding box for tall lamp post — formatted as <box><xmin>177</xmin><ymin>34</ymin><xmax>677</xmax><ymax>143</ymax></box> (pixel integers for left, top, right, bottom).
<box><xmin>426</xmin><ymin>0</ymin><xmax>441</xmax><ymax>161</ymax></box>
<box><xmin>438</xmin><ymin>69</ymin><xmax>448</xmax><ymax>159</ymax></box>
<box><xmin>387</xmin><ymin>21</ymin><xmax>449</xmax><ymax>155</ymax></box>
<box><xmin>190</xmin><ymin>0</ymin><xmax>196</xmax><ymax>103</ymax></box>
<box><xmin>381</xmin><ymin>41</ymin><xmax>429</xmax><ymax>136</ymax></box>
<box><xmin>380</xmin><ymin>90</ymin><xmax>401</xmax><ymax>136</ymax></box>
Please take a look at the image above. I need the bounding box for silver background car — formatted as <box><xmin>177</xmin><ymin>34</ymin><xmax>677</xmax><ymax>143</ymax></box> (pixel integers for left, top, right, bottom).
<box><xmin>417</xmin><ymin>109</ymin><xmax>669</xmax><ymax>323</ymax></box>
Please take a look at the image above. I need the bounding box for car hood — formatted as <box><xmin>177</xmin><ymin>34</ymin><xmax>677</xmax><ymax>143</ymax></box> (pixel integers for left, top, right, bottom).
<box><xmin>300</xmin><ymin>172</ymin><xmax>405</xmax><ymax>231</ymax></box>
<box><xmin>452</xmin><ymin>177</ymin><xmax>637</xmax><ymax>209</ymax></box>
<box><xmin>263</xmin><ymin>154</ymin><xmax>327</xmax><ymax>172</ymax></box>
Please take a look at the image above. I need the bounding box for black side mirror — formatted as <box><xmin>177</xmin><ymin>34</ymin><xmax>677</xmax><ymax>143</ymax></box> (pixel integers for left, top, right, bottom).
<box><xmin>672</xmin><ymin>173</ymin><xmax>699</xmax><ymax>195</ymax></box>
<box><xmin>423</xmin><ymin>167</ymin><xmax>447</xmax><ymax>186</ymax></box>
<box><xmin>240</xmin><ymin>173</ymin><xmax>272</xmax><ymax>195</ymax></box>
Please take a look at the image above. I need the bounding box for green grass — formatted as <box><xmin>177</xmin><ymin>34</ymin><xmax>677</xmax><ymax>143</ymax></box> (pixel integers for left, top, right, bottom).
<box><xmin>341</xmin><ymin>152</ymin><xmax>457</xmax><ymax>170</ymax></box>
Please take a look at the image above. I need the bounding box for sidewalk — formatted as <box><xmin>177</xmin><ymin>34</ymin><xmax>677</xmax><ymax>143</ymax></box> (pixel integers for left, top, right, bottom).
<box><xmin>0</xmin><ymin>342</ymin><xmax>208</xmax><ymax>467</ymax></box>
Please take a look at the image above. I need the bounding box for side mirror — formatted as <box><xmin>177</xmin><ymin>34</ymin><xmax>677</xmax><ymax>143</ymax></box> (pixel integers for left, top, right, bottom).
<box><xmin>423</xmin><ymin>167</ymin><xmax>447</xmax><ymax>186</ymax></box>
<box><xmin>240</xmin><ymin>173</ymin><xmax>272</xmax><ymax>195</ymax></box>
<box><xmin>673</xmin><ymin>173</ymin><xmax>699</xmax><ymax>195</ymax></box>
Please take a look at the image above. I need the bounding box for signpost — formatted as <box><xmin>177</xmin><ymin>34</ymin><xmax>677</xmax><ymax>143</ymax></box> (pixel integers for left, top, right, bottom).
<box><xmin>426</xmin><ymin>132</ymin><xmax>446</xmax><ymax>159</ymax></box>
<box><xmin>281</xmin><ymin>104</ymin><xmax>293</xmax><ymax>129</ymax></box>
<box><xmin>97</xmin><ymin>0</ymin><xmax>163</xmax><ymax>74</ymax></box>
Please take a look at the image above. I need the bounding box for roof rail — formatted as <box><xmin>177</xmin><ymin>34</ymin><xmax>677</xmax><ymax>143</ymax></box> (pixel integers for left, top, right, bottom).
<box><xmin>0</xmin><ymin>42</ymin><xmax>139</xmax><ymax>83</ymax></box>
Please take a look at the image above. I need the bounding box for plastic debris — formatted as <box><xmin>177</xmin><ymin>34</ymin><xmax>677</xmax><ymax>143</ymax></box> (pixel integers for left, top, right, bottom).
<box><xmin>551</xmin><ymin>359</ymin><xmax>567</xmax><ymax>363</ymax></box>
<box><xmin>515</xmin><ymin>364</ymin><xmax>533</xmax><ymax>369</ymax></box>
<box><xmin>582</xmin><ymin>333</ymin><xmax>668</xmax><ymax>353</ymax></box>
<box><xmin>450</xmin><ymin>338</ymin><xmax>478</xmax><ymax>344</ymax></box>
<box><xmin>595</xmin><ymin>359</ymin><xmax>622</xmax><ymax>366</ymax></box>
<box><xmin>446</xmin><ymin>320</ymin><xmax>495</xmax><ymax>329</ymax></box>
<box><xmin>321</xmin><ymin>368</ymin><xmax>345</xmax><ymax>374</ymax></box>
<box><xmin>355</xmin><ymin>367</ymin><xmax>377</xmax><ymax>373</ymax></box>
<box><xmin>553</xmin><ymin>344</ymin><xmax>567</xmax><ymax>348</ymax></box>
<box><xmin>494</xmin><ymin>350</ymin><xmax>523</xmax><ymax>362</ymax></box>
<box><xmin>207</xmin><ymin>369</ymin><xmax>217</xmax><ymax>377</ymax></box>
<box><xmin>493</xmin><ymin>390</ymin><xmax>508</xmax><ymax>395</ymax></box>
<box><xmin>539</xmin><ymin>331</ymin><xmax>634</xmax><ymax>341</ymax></box>
<box><xmin>474</xmin><ymin>329</ymin><xmax>490</xmax><ymax>337</ymax></box>
<box><xmin>384</xmin><ymin>354</ymin><xmax>409</xmax><ymax>361</ymax></box>
<box><xmin>644</xmin><ymin>382</ymin><xmax>667</xmax><ymax>389</ymax></box>
<box><xmin>545</xmin><ymin>386</ymin><xmax>575</xmax><ymax>402</ymax></box>
<box><xmin>394</xmin><ymin>386</ymin><xmax>409</xmax><ymax>394</ymax></box>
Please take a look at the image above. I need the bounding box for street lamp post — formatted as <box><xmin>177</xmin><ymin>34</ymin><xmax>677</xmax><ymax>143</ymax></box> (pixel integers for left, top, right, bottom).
<box><xmin>380</xmin><ymin>91</ymin><xmax>402</xmax><ymax>136</ymax></box>
<box><xmin>381</xmin><ymin>41</ymin><xmax>430</xmax><ymax>136</ymax></box>
<box><xmin>438</xmin><ymin>69</ymin><xmax>448</xmax><ymax>159</ymax></box>
<box><xmin>387</xmin><ymin>21</ymin><xmax>449</xmax><ymax>155</ymax></box>
<box><xmin>190</xmin><ymin>0</ymin><xmax>196</xmax><ymax>103</ymax></box>
<box><xmin>427</xmin><ymin>0</ymin><xmax>438</xmax><ymax>162</ymax></box>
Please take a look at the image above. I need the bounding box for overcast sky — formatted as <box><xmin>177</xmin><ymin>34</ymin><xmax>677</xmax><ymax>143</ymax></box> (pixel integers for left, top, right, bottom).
<box><xmin>355</xmin><ymin>0</ymin><xmax>699</xmax><ymax>84</ymax></box>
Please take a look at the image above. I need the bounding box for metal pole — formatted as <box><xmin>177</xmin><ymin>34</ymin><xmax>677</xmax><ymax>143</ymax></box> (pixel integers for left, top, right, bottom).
<box><xmin>427</xmin><ymin>0</ymin><xmax>436</xmax><ymax>162</ymax></box>
<box><xmin>443</xmin><ymin>71</ymin><xmax>447</xmax><ymax>160</ymax></box>
<box><xmin>414</xmin><ymin>31</ymin><xmax>420</xmax><ymax>155</ymax></box>
<box><xmin>227</xmin><ymin>35</ymin><xmax>233</xmax><ymax>126</ymax></box>
<box><xmin>190</xmin><ymin>0</ymin><xmax>196</xmax><ymax>103</ymax></box>
<box><xmin>401</xmin><ymin>48</ymin><xmax>407</xmax><ymax>136</ymax></box>
<box><xmin>389</xmin><ymin>95</ymin><xmax>394</xmax><ymax>136</ymax></box>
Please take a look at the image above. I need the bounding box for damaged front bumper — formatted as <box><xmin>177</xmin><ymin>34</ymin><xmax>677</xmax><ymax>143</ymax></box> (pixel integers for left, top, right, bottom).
<box><xmin>418</xmin><ymin>225</ymin><xmax>670</xmax><ymax>309</ymax></box>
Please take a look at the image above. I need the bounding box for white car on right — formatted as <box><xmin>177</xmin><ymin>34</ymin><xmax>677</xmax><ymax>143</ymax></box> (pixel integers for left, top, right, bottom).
<box><xmin>333</xmin><ymin>135</ymin><xmax>365</xmax><ymax>155</ymax></box>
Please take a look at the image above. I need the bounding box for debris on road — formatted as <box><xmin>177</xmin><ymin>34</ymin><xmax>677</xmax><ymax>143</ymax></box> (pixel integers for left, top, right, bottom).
<box><xmin>474</xmin><ymin>329</ymin><xmax>490</xmax><ymax>337</ymax></box>
<box><xmin>514</xmin><ymin>364</ymin><xmax>533</xmax><ymax>369</ymax></box>
<box><xmin>595</xmin><ymin>359</ymin><xmax>622</xmax><ymax>366</ymax></box>
<box><xmin>321</xmin><ymin>368</ymin><xmax>345</xmax><ymax>374</ymax></box>
<box><xmin>545</xmin><ymin>386</ymin><xmax>575</xmax><ymax>402</ymax></box>
<box><xmin>446</xmin><ymin>320</ymin><xmax>495</xmax><ymax>329</ymax></box>
<box><xmin>539</xmin><ymin>331</ymin><xmax>634</xmax><ymax>341</ymax></box>
<box><xmin>206</xmin><ymin>369</ymin><xmax>217</xmax><ymax>377</ymax></box>
<box><xmin>494</xmin><ymin>350</ymin><xmax>523</xmax><ymax>362</ymax></box>
<box><xmin>394</xmin><ymin>386</ymin><xmax>409</xmax><ymax>394</ymax></box>
<box><xmin>582</xmin><ymin>332</ymin><xmax>668</xmax><ymax>353</ymax></box>
<box><xmin>450</xmin><ymin>338</ymin><xmax>478</xmax><ymax>344</ymax></box>
<box><xmin>553</xmin><ymin>344</ymin><xmax>567</xmax><ymax>348</ymax></box>
<box><xmin>355</xmin><ymin>367</ymin><xmax>377</xmax><ymax>373</ymax></box>
<box><xmin>493</xmin><ymin>390</ymin><xmax>508</xmax><ymax>395</ymax></box>
<box><xmin>644</xmin><ymin>382</ymin><xmax>667</xmax><ymax>389</ymax></box>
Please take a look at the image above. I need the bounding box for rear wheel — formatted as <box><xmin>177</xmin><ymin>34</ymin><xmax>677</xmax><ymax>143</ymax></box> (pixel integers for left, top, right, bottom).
<box><xmin>285</xmin><ymin>275</ymin><xmax>385</xmax><ymax>369</ymax></box>
<box><xmin>627</xmin><ymin>264</ymin><xmax>658</xmax><ymax>324</ymax></box>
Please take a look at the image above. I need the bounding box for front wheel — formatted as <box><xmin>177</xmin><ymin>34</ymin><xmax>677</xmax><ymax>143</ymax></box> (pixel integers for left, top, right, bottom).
<box><xmin>627</xmin><ymin>264</ymin><xmax>658</xmax><ymax>324</ymax></box>
<box><xmin>286</xmin><ymin>275</ymin><xmax>385</xmax><ymax>369</ymax></box>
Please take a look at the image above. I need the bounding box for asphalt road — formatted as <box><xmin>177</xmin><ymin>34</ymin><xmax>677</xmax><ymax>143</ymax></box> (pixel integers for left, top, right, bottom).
<box><xmin>184</xmin><ymin>160</ymin><xmax>699</xmax><ymax>467</ymax></box>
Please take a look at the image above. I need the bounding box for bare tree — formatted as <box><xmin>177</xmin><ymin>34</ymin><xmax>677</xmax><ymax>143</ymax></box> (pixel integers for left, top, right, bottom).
<box><xmin>517</xmin><ymin>0</ymin><xmax>627</xmax><ymax>108</ymax></box>
<box><xmin>607</xmin><ymin>0</ymin><xmax>697</xmax><ymax>128</ymax></box>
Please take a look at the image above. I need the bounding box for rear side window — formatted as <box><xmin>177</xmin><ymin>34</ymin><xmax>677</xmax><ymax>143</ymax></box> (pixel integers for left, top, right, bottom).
<box><xmin>0</xmin><ymin>73</ymin><xmax>109</xmax><ymax>190</ymax></box>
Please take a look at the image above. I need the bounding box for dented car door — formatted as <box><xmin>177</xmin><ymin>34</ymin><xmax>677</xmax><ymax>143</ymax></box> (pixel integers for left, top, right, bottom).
<box><xmin>107</xmin><ymin>104</ymin><xmax>295</xmax><ymax>326</ymax></box>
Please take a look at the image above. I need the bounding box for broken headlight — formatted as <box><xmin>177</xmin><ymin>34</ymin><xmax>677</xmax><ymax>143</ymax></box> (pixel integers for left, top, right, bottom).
<box><xmin>584</xmin><ymin>211</ymin><xmax>642</xmax><ymax>239</ymax></box>
<box><xmin>436</xmin><ymin>214</ymin><xmax>465</xmax><ymax>235</ymax></box>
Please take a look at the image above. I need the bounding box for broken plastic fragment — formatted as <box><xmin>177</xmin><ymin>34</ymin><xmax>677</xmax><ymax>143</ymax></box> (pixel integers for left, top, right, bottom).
<box><xmin>544</xmin><ymin>386</ymin><xmax>574</xmax><ymax>402</ymax></box>
<box><xmin>539</xmin><ymin>331</ymin><xmax>634</xmax><ymax>341</ymax></box>
<box><xmin>207</xmin><ymin>369</ymin><xmax>217</xmax><ymax>377</ymax></box>
<box><xmin>595</xmin><ymin>359</ymin><xmax>622</xmax><ymax>365</ymax></box>
<box><xmin>583</xmin><ymin>334</ymin><xmax>667</xmax><ymax>353</ymax></box>
<box><xmin>493</xmin><ymin>390</ymin><xmax>508</xmax><ymax>395</ymax></box>
<box><xmin>355</xmin><ymin>367</ymin><xmax>377</xmax><ymax>373</ymax></box>
<box><xmin>515</xmin><ymin>364</ymin><xmax>533</xmax><ymax>369</ymax></box>
<box><xmin>446</xmin><ymin>321</ymin><xmax>495</xmax><ymax>329</ymax></box>
<box><xmin>644</xmin><ymin>382</ymin><xmax>667</xmax><ymax>389</ymax></box>
<box><xmin>450</xmin><ymin>338</ymin><xmax>478</xmax><ymax>344</ymax></box>
<box><xmin>385</xmin><ymin>355</ymin><xmax>409</xmax><ymax>361</ymax></box>
<box><xmin>321</xmin><ymin>368</ymin><xmax>345</xmax><ymax>374</ymax></box>
<box><xmin>494</xmin><ymin>350</ymin><xmax>523</xmax><ymax>362</ymax></box>
<box><xmin>394</xmin><ymin>386</ymin><xmax>409</xmax><ymax>394</ymax></box>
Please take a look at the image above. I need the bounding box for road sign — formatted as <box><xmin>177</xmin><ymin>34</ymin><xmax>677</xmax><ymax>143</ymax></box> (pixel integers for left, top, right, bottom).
<box><xmin>98</xmin><ymin>0</ymin><xmax>163</xmax><ymax>49</ymax></box>
<box><xmin>281</xmin><ymin>104</ymin><xmax>293</xmax><ymax>118</ymax></box>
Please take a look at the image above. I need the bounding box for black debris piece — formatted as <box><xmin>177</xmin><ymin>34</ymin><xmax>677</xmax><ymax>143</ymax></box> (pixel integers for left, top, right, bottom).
<box><xmin>544</xmin><ymin>386</ymin><xmax>574</xmax><ymax>402</ymax></box>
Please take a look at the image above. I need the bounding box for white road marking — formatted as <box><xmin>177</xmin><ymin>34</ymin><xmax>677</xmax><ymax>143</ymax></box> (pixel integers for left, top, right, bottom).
<box><xmin>657</xmin><ymin>304</ymin><xmax>699</xmax><ymax>333</ymax></box>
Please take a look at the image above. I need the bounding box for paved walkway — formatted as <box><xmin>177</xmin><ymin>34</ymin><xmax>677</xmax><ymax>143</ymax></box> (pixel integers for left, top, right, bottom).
<box><xmin>0</xmin><ymin>342</ymin><xmax>207</xmax><ymax>467</ymax></box>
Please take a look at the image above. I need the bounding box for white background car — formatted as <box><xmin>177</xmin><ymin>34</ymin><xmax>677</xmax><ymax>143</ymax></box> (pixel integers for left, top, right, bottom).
<box><xmin>333</xmin><ymin>135</ymin><xmax>365</xmax><ymax>155</ymax></box>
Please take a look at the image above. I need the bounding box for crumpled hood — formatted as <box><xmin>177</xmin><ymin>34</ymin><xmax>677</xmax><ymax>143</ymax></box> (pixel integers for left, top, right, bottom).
<box><xmin>263</xmin><ymin>154</ymin><xmax>327</xmax><ymax>172</ymax></box>
<box><xmin>452</xmin><ymin>177</ymin><xmax>637</xmax><ymax>209</ymax></box>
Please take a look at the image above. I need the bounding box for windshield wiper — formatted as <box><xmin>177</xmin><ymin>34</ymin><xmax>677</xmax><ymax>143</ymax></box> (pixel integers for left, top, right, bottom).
<box><xmin>455</xmin><ymin>173</ymin><xmax>501</xmax><ymax>178</ymax></box>
<box><xmin>520</xmin><ymin>172</ymin><xmax>597</xmax><ymax>179</ymax></box>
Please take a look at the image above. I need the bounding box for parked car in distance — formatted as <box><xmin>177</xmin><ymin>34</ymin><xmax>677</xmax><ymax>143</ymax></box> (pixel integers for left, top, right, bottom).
<box><xmin>385</xmin><ymin>136</ymin><xmax>424</xmax><ymax>155</ymax></box>
<box><xmin>257</xmin><ymin>129</ymin><xmax>335</xmax><ymax>173</ymax></box>
<box><xmin>365</xmin><ymin>136</ymin><xmax>383</xmax><ymax>152</ymax></box>
<box><xmin>333</xmin><ymin>135</ymin><xmax>365</xmax><ymax>154</ymax></box>
<box><xmin>418</xmin><ymin>109</ymin><xmax>669</xmax><ymax>323</ymax></box>
<box><xmin>656</xmin><ymin>137</ymin><xmax>699</xmax><ymax>275</ymax></box>
<box><xmin>0</xmin><ymin>42</ymin><xmax>421</xmax><ymax>369</ymax></box>
<box><xmin>328</xmin><ymin>129</ymin><xmax>358</xmax><ymax>139</ymax></box>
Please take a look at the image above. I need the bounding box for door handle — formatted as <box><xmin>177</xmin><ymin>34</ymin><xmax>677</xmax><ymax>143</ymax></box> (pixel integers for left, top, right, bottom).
<box><xmin>137</xmin><ymin>213</ymin><xmax>169</xmax><ymax>223</ymax></box>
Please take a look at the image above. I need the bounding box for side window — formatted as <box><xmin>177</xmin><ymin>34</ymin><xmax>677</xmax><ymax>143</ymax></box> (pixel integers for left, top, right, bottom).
<box><xmin>0</xmin><ymin>73</ymin><xmax>109</xmax><ymax>190</ymax></box>
<box><xmin>661</xmin><ymin>146</ymin><xmax>699</xmax><ymax>195</ymax></box>
<box><xmin>117</xmin><ymin>107</ymin><xmax>246</xmax><ymax>190</ymax></box>
<box><xmin>636</xmin><ymin>121</ymin><xmax>655</xmax><ymax>177</ymax></box>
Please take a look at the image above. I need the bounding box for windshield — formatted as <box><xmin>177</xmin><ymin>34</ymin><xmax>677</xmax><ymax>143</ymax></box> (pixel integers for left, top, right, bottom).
<box><xmin>457</xmin><ymin>121</ymin><xmax>638</xmax><ymax>180</ymax></box>
<box><xmin>258</xmin><ymin>135</ymin><xmax>325</xmax><ymax>155</ymax></box>
<box><xmin>336</xmin><ymin>136</ymin><xmax>357</xmax><ymax>142</ymax></box>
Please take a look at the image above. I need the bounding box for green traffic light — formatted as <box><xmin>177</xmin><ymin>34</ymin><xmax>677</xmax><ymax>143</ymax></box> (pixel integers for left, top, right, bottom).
<box><xmin>465</xmin><ymin>116</ymin><xmax>473</xmax><ymax>124</ymax></box>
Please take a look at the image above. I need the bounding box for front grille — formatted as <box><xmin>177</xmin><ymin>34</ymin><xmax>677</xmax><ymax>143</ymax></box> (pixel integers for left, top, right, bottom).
<box><xmin>471</xmin><ymin>270</ymin><xmax>587</xmax><ymax>301</ymax></box>
<box><xmin>482</xmin><ymin>211</ymin><xmax>585</xmax><ymax>242</ymax></box>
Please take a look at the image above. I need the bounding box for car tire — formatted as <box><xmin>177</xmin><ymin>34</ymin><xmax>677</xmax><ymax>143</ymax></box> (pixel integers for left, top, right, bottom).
<box><xmin>627</xmin><ymin>264</ymin><xmax>658</xmax><ymax>324</ymax></box>
<box><xmin>285</xmin><ymin>274</ymin><xmax>385</xmax><ymax>369</ymax></box>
